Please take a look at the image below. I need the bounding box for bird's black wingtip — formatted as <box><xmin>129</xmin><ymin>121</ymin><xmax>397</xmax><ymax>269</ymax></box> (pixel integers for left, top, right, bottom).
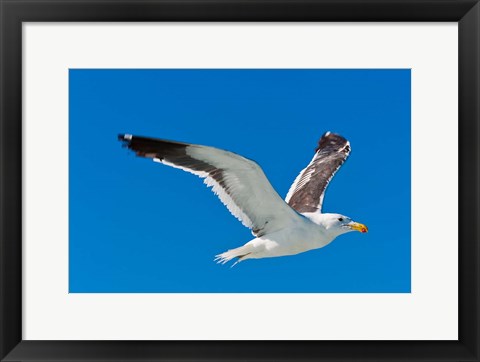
<box><xmin>118</xmin><ymin>133</ymin><xmax>133</xmax><ymax>147</ymax></box>
<box><xmin>316</xmin><ymin>131</ymin><xmax>348</xmax><ymax>153</ymax></box>
<box><xmin>320</xmin><ymin>131</ymin><xmax>347</xmax><ymax>142</ymax></box>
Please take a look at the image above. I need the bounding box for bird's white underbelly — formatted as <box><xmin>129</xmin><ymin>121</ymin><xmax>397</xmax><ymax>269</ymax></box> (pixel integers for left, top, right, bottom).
<box><xmin>244</xmin><ymin>220</ymin><xmax>333</xmax><ymax>259</ymax></box>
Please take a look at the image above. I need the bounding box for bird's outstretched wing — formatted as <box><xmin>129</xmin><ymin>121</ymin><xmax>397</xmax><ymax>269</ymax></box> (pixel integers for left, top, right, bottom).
<box><xmin>285</xmin><ymin>132</ymin><xmax>351</xmax><ymax>213</ymax></box>
<box><xmin>119</xmin><ymin>134</ymin><xmax>302</xmax><ymax>237</ymax></box>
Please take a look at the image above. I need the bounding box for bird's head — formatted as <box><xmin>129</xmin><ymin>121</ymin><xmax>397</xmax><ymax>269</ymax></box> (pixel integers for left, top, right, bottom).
<box><xmin>319</xmin><ymin>213</ymin><xmax>368</xmax><ymax>237</ymax></box>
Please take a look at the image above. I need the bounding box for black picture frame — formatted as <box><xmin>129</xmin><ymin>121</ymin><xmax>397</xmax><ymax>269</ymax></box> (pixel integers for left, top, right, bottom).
<box><xmin>1</xmin><ymin>1</ymin><xmax>479</xmax><ymax>361</ymax></box>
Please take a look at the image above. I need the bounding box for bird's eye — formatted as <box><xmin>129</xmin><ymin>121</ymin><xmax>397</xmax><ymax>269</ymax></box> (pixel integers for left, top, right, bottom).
<box><xmin>338</xmin><ymin>218</ymin><xmax>344</xmax><ymax>222</ymax></box>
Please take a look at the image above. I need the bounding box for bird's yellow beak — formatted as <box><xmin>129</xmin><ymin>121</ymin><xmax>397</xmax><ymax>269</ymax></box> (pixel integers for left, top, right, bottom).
<box><xmin>348</xmin><ymin>222</ymin><xmax>368</xmax><ymax>233</ymax></box>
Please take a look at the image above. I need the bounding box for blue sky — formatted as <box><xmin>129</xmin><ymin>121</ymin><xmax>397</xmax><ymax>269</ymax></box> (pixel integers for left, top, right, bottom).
<box><xmin>69</xmin><ymin>69</ymin><xmax>411</xmax><ymax>293</ymax></box>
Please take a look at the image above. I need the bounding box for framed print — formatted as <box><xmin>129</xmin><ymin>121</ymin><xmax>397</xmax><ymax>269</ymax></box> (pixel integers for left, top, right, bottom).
<box><xmin>1</xmin><ymin>0</ymin><xmax>479</xmax><ymax>361</ymax></box>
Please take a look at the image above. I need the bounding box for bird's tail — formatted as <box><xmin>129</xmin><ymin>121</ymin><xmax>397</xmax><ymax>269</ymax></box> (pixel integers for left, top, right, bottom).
<box><xmin>214</xmin><ymin>245</ymin><xmax>252</xmax><ymax>267</ymax></box>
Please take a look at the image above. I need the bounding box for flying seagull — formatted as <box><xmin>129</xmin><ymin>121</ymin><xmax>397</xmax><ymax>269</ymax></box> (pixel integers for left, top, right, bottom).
<box><xmin>118</xmin><ymin>132</ymin><xmax>367</xmax><ymax>265</ymax></box>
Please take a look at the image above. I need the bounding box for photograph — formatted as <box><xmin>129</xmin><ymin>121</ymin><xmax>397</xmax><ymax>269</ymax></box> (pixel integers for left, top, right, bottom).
<box><xmin>69</xmin><ymin>68</ymin><xmax>411</xmax><ymax>293</ymax></box>
<box><xmin>3</xmin><ymin>1</ymin><xmax>478</xmax><ymax>360</ymax></box>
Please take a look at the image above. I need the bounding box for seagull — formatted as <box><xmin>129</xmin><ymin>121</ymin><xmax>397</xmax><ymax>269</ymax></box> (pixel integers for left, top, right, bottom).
<box><xmin>118</xmin><ymin>131</ymin><xmax>367</xmax><ymax>266</ymax></box>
